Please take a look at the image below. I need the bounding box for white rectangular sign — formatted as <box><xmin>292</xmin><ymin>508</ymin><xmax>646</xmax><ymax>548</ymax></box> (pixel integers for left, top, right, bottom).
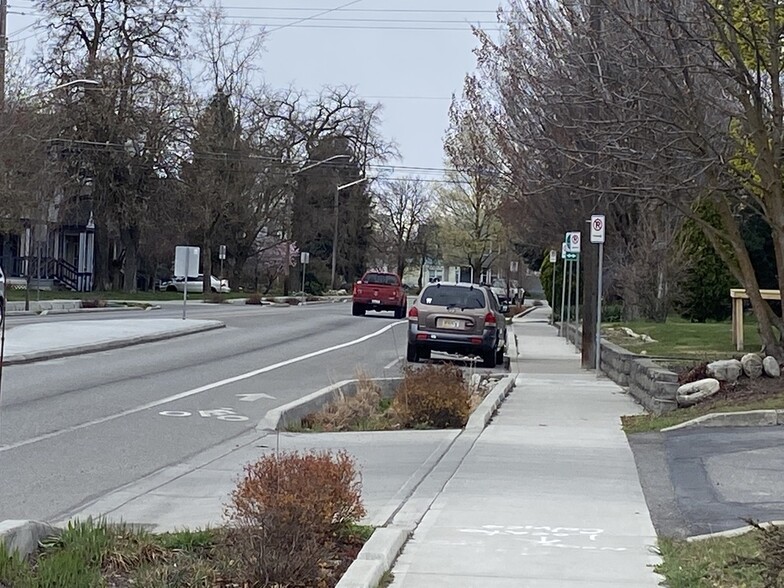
<box><xmin>566</xmin><ymin>231</ymin><xmax>581</xmax><ymax>253</ymax></box>
<box><xmin>561</xmin><ymin>242</ymin><xmax>568</xmax><ymax>259</ymax></box>
<box><xmin>549</xmin><ymin>249</ymin><xmax>557</xmax><ymax>264</ymax></box>
<box><xmin>174</xmin><ymin>246</ymin><xmax>200</xmax><ymax>277</ymax></box>
<box><xmin>219</xmin><ymin>244</ymin><xmax>227</xmax><ymax>260</ymax></box>
<box><xmin>510</xmin><ymin>260</ymin><xmax>519</xmax><ymax>273</ymax></box>
<box><xmin>590</xmin><ymin>215</ymin><xmax>606</xmax><ymax>244</ymax></box>
<box><xmin>300</xmin><ymin>252</ymin><xmax>310</xmax><ymax>264</ymax></box>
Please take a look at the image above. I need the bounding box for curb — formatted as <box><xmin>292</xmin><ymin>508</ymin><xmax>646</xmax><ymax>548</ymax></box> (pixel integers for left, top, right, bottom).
<box><xmin>257</xmin><ymin>374</ymin><xmax>516</xmax><ymax>588</ymax></box>
<box><xmin>0</xmin><ymin>520</ymin><xmax>61</xmax><ymax>559</ymax></box>
<box><xmin>687</xmin><ymin>520</ymin><xmax>784</xmax><ymax>542</ymax></box>
<box><xmin>3</xmin><ymin>321</ymin><xmax>226</xmax><ymax>366</ymax></box>
<box><xmin>661</xmin><ymin>409</ymin><xmax>784</xmax><ymax>432</ymax></box>
<box><xmin>465</xmin><ymin>376</ymin><xmax>516</xmax><ymax>431</ymax></box>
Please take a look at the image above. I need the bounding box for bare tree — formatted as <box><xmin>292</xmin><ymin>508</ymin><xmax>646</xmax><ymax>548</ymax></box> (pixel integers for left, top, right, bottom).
<box><xmin>373</xmin><ymin>178</ymin><xmax>432</xmax><ymax>277</ymax></box>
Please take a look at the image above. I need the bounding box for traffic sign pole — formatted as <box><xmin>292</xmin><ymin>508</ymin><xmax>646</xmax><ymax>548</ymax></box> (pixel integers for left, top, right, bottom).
<box><xmin>566</xmin><ymin>258</ymin><xmax>573</xmax><ymax>341</ymax></box>
<box><xmin>560</xmin><ymin>260</ymin><xmax>567</xmax><ymax>336</ymax></box>
<box><xmin>596</xmin><ymin>242</ymin><xmax>604</xmax><ymax>372</ymax></box>
<box><xmin>575</xmin><ymin>253</ymin><xmax>581</xmax><ymax>347</ymax></box>
<box><xmin>590</xmin><ymin>215</ymin><xmax>606</xmax><ymax>372</ymax></box>
<box><xmin>550</xmin><ymin>253</ymin><xmax>557</xmax><ymax>325</ymax></box>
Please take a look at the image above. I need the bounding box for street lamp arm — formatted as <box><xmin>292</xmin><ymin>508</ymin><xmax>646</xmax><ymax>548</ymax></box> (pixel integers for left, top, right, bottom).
<box><xmin>291</xmin><ymin>154</ymin><xmax>350</xmax><ymax>175</ymax></box>
<box><xmin>337</xmin><ymin>177</ymin><xmax>369</xmax><ymax>191</ymax></box>
<box><xmin>26</xmin><ymin>79</ymin><xmax>100</xmax><ymax>99</ymax></box>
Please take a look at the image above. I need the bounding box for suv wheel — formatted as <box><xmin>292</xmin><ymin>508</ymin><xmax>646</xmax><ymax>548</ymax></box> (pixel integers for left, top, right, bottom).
<box><xmin>352</xmin><ymin>303</ymin><xmax>366</xmax><ymax>317</ymax></box>
<box><xmin>496</xmin><ymin>346</ymin><xmax>505</xmax><ymax>365</ymax></box>
<box><xmin>394</xmin><ymin>305</ymin><xmax>406</xmax><ymax>319</ymax></box>
<box><xmin>406</xmin><ymin>343</ymin><xmax>419</xmax><ymax>363</ymax></box>
<box><xmin>482</xmin><ymin>349</ymin><xmax>497</xmax><ymax>369</ymax></box>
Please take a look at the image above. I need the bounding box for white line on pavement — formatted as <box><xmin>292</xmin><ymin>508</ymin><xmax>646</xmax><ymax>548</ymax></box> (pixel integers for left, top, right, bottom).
<box><xmin>0</xmin><ymin>321</ymin><xmax>406</xmax><ymax>453</ymax></box>
<box><xmin>384</xmin><ymin>357</ymin><xmax>402</xmax><ymax>370</ymax></box>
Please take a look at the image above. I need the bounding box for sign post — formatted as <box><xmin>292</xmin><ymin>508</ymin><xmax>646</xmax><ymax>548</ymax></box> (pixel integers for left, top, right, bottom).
<box><xmin>560</xmin><ymin>243</ymin><xmax>568</xmax><ymax>336</ymax></box>
<box><xmin>571</xmin><ymin>232</ymin><xmax>582</xmax><ymax>349</ymax></box>
<box><xmin>219</xmin><ymin>244</ymin><xmax>226</xmax><ymax>281</ymax></box>
<box><xmin>549</xmin><ymin>249</ymin><xmax>557</xmax><ymax>324</ymax></box>
<box><xmin>590</xmin><ymin>215</ymin><xmax>606</xmax><ymax>371</ymax></box>
<box><xmin>300</xmin><ymin>251</ymin><xmax>310</xmax><ymax>304</ymax></box>
<box><xmin>174</xmin><ymin>246</ymin><xmax>200</xmax><ymax>320</ymax></box>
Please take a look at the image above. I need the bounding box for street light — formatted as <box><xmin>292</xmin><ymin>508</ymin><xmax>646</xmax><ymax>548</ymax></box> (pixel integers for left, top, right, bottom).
<box><xmin>291</xmin><ymin>154</ymin><xmax>350</xmax><ymax>176</ymax></box>
<box><xmin>331</xmin><ymin>176</ymin><xmax>369</xmax><ymax>290</ymax></box>
<box><xmin>24</xmin><ymin>79</ymin><xmax>100</xmax><ymax>100</ymax></box>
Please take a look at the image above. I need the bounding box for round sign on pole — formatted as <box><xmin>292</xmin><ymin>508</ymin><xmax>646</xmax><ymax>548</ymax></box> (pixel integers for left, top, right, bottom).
<box><xmin>590</xmin><ymin>215</ymin><xmax>606</xmax><ymax>244</ymax></box>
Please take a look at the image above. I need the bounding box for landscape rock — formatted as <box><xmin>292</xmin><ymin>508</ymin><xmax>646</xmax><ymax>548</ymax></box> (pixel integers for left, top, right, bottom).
<box><xmin>677</xmin><ymin>378</ymin><xmax>721</xmax><ymax>407</ymax></box>
<box><xmin>741</xmin><ymin>353</ymin><xmax>764</xmax><ymax>379</ymax></box>
<box><xmin>763</xmin><ymin>356</ymin><xmax>781</xmax><ymax>378</ymax></box>
<box><xmin>0</xmin><ymin>520</ymin><xmax>60</xmax><ymax>559</ymax></box>
<box><xmin>706</xmin><ymin>359</ymin><xmax>743</xmax><ymax>383</ymax></box>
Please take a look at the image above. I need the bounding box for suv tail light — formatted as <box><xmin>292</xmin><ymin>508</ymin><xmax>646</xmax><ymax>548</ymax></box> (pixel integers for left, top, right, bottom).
<box><xmin>485</xmin><ymin>311</ymin><xmax>497</xmax><ymax>326</ymax></box>
<box><xmin>408</xmin><ymin>306</ymin><xmax>419</xmax><ymax>319</ymax></box>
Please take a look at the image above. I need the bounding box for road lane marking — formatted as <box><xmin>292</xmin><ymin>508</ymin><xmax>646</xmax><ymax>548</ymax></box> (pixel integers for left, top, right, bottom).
<box><xmin>236</xmin><ymin>393</ymin><xmax>276</xmax><ymax>402</ymax></box>
<box><xmin>0</xmin><ymin>321</ymin><xmax>406</xmax><ymax>453</ymax></box>
<box><xmin>384</xmin><ymin>357</ymin><xmax>402</xmax><ymax>370</ymax></box>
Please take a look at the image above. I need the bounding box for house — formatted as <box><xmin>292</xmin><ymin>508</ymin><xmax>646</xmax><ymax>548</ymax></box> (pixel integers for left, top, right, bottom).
<box><xmin>0</xmin><ymin>192</ymin><xmax>96</xmax><ymax>292</ymax></box>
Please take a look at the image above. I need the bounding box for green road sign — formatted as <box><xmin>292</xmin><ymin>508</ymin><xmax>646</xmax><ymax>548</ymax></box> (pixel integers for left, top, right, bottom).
<box><xmin>565</xmin><ymin>252</ymin><xmax>579</xmax><ymax>261</ymax></box>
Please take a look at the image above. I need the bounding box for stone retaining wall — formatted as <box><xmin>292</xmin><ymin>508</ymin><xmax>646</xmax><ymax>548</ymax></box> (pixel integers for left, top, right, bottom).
<box><xmin>562</xmin><ymin>324</ymin><xmax>679</xmax><ymax>414</ymax></box>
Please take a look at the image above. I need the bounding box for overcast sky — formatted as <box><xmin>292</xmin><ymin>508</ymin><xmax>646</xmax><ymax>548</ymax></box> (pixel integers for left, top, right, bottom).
<box><xmin>6</xmin><ymin>0</ymin><xmax>502</xmax><ymax>176</ymax></box>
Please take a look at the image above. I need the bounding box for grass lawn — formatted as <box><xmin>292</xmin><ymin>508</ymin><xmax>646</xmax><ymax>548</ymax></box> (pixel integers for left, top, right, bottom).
<box><xmin>622</xmin><ymin>389</ymin><xmax>784</xmax><ymax>433</ymax></box>
<box><xmin>656</xmin><ymin>533</ymin><xmax>767</xmax><ymax>588</ymax></box>
<box><xmin>604</xmin><ymin>315</ymin><xmax>761</xmax><ymax>359</ymax></box>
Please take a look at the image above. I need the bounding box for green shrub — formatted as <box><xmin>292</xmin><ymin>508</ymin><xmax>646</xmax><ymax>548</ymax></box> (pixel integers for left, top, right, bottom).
<box><xmin>603</xmin><ymin>303</ymin><xmax>623</xmax><ymax>323</ymax></box>
<box><xmin>244</xmin><ymin>293</ymin><xmax>263</xmax><ymax>305</ymax></box>
<box><xmin>391</xmin><ymin>364</ymin><xmax>471</xmax><ymax>429</ymax></box>
<box><xmin>225</xmin><ymin>450</ymin><xmax>365</xmax><ymax>586</ymax></box>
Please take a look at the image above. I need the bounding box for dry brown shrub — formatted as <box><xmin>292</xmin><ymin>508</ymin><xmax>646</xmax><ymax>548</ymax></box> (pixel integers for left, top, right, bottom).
<box><xmin>307</xmin><ymin>377</ymin><xmax>384</xmax><ymax>432</ymax></box>
<box><xmin>225</xmin><ymin>450</ymin><xmax>365</xmax><ymax>586</ymax></box>
<box><xmin>245</xmin><ymin>293</ymin><xmax>263</xmax><ymax>305</ymax></box>
<box><xmin>391</xmin><ymin>364</ymin><xmax>471</xmax><ymax>429</ymax></box>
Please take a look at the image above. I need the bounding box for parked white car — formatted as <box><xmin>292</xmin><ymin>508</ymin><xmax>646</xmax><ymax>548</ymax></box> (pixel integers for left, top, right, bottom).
<box><xmin>160</xmin><ymin>275</ymin><xmax>230</xmax><ymax>294</ymax></box>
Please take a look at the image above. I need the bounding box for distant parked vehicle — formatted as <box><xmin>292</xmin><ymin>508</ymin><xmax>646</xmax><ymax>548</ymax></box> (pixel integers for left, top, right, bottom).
<box><xmin>407</xmin><ymin>281</ymin><xmax>508</xmax><ymax>368</ymax></box>
<box><xmin>160</xmin><ymin>275</ymin><xmax>230</xmax><ymax>294</ymax></box>
<box><xmin>352</xmin><ymin>271</ymin><xmax>407</xmax><ymax>318</ymax></box>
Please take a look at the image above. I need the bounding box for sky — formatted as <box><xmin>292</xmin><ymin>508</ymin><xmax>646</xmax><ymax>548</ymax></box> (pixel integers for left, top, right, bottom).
<box><xmin>5</xmin><ymin>0</ymin><xmax>503</xmax><ymax>178</ymax></box>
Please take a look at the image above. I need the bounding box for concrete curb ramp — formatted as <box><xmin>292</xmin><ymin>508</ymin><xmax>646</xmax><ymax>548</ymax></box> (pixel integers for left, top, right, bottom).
<box><xmin>3</xmin><ymin>321</ymin><xmax>226</xmax><ymax>366</ymax></box>
<box><xmin>0</xmin><ymin>520</ymin><xmax>61</xmax><ymax>559</ymax></box>
<box><xmin>260</xmin><ymin>374</ymin><xmax>516</xmax><ymax>588</ymax></box>
<box><xmin>661</xmin><ymin>409</ymin><xmax>784</xmax><ymax>432</ymax></box>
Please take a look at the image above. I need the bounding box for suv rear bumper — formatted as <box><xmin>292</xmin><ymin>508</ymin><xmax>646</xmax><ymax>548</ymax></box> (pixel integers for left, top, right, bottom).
<box><xmin>408</xmin><ymin>322</ymin><xmax>497</xmax><ymax>355</ymax></box>
<box><xmin>353</xmin><ymin>297</ymin><xmax>404</xmax><ymax>311</ymax></box>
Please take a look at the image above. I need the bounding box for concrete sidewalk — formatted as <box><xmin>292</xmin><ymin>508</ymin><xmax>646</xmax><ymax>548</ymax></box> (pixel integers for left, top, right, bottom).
<box><xmin>388</xmin><ymin>307</ymin><xmax>661</xmax><ymax>587</ymax></box>
<box><xmin>2</xmin><ymin>318</ymin><xmax>225</xmax><ymax>365</ymax></box>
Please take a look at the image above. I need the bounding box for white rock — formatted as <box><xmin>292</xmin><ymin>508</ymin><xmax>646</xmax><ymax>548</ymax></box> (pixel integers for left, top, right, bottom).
<box><xmin>677</xmin><ymin>378</ymin><xmax>721</xmax><ymax>407</ymax></box>
<box><xmin>741</xmin><ymin>353</ymin><xmax>764</xmax><ymax>378</ymax></box>
<box><xmin>707</xmin><ymin>359</ymin><xmax>743</xmax><ymax>383</ymax></box>
<box><xmin>763</xmin><ymin>356</ymin><xmax>781</xmax><ymax>378</ymax></box>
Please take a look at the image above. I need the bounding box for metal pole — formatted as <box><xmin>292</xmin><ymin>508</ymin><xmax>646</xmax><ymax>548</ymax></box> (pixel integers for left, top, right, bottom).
<box><xmin>301</xmin><ymin>261</ymin><xmax>307</xmax><ymax>305</ymax></box>
<box><xmin>0</xmin><ymin>0</ymin><xmax>7</xmax><ymax>111</ymax></box>
<box><xmin>559</xmin><ymin>259</ymin><xmax>567</xmax><ymax>336</ymax></box>
<box><xmin>595</xmin><ymin>243</ymin><xmax>604</xmax><ymax>372</ymax></box>
<box><xmin>182</xmin><ymin>249</ymin><xmax>189</xmax><ymax>320</ymax></box>
<box><xmin>575</xmin><ymin>253</ymin><xmax>581</xmax><ymax>345</ymax></box>
<box><xmin>566</xmin><ymin>258</ymin><xmax>573</xmax><ymax>342</ymax></box>
<box><xmin>550</xmin><ymin>256</ymin><xmax>557</xmax><ymax>325</ymax></box>
<box><xmin>331</xmin><ymin>184</ymin><xmax>339</xmax><ymax>290</ymax></box>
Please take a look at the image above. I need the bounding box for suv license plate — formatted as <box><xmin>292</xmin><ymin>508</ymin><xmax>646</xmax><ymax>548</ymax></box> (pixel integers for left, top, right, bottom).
<box><xmin>438</xmin><ymin>318</ymin><xmax>461</xmax><ymax>329</ymax></box>
<box><xmin>371</xmin><ymin>299</ymin><xmax>381</xmax><ymax>304</ymax></box>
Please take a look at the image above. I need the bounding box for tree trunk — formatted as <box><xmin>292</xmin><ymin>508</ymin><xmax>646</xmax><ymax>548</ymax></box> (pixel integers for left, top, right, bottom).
<box><xmin>120</xmin><ymin>225</ymin><xmax>140</xmax><ymax>293</ymax></box>
<box><xmin>203</xmin><ymin>241</ymin><xmax>213</xmax><ymax>294</ymax></box>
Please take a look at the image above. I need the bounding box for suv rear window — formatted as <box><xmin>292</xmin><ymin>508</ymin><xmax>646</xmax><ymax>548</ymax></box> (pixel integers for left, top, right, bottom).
<box><xmin>363</xmin><ymin>273</ymin><xmax>399</xmax><ymax>286</ymax></box>
<box><xmin>421</xmin><ymin>285</ymin><xmax>486</xmax><ymax>309</ymax></box>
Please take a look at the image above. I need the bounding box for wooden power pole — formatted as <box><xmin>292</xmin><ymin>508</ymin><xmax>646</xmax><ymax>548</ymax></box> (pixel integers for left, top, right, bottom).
<box><xmin>0</xmin><ymin>0</ymin><xmax>7</xmax><ymax>110</ymax></box>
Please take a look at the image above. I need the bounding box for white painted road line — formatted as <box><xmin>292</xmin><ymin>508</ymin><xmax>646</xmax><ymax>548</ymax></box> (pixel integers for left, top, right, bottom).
<box><xmin>384</xmin><ymin>357</ymin><xmax>402</xmax><ymax>370</ymax></box>
<box><xmin>0</xmin><ymin>321</ymin><xmax>406</xmax><ymax>453</ymax></box>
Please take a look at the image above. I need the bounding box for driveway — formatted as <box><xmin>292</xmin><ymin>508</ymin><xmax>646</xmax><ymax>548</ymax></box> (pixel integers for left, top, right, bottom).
<box><xmin>629</xmin><ymin>425</ymin><xmax>784</xmax><ymax>537</ymax></box>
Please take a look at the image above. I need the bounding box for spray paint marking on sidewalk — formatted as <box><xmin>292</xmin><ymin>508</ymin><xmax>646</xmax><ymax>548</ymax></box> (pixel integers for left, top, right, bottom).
<box><xmin>0</xmin><ymin>321</ymin><xmax>406</xmax><ymax>453</ymax></box>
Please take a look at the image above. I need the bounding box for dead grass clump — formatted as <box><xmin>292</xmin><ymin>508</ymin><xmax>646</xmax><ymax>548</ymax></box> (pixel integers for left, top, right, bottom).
<box><xmin>305</xmin><ymin>375</ymin><xmax>386</xmax><ymax>432</ymax></box>
<box><xmin>390</xmin><ymin>364</ymin><xmax>471</xmax><ymax>429</ymax></box>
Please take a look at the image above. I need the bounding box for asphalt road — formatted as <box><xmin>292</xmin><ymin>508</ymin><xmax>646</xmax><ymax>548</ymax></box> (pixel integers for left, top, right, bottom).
<box><xmin>0</xmin><ymin>302</ymin><xmax>411</xmax><ymax>522</ymax></box>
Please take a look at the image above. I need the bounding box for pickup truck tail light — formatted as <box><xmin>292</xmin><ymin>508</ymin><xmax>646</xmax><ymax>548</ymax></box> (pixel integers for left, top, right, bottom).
<box><xmin>485</xmin><ymin>311</ymin><xmax>497</xmax><ymax>326</ymax></box>
<box><xmin>408</xmin><ymin>306</ymin><xmax>419</xmax><ymax>319</ymax></box>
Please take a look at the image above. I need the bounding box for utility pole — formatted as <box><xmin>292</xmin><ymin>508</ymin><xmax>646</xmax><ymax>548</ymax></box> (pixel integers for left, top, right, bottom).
<box><xmin>581</xmin><ymin>0</ymin><xmax>603</xmax><ymax>369</ymax></box>
<box><xmin>0</xmin><ymin>0</ymin><xmax>7</xmax><ymax>110</ymax></box>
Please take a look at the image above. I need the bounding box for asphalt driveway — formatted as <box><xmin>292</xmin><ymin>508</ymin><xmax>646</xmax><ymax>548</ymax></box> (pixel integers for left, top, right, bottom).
<box><xmin>629</xmin><ymin>425</ymin><xmax>784</xmax><ymax>538</ymax></box>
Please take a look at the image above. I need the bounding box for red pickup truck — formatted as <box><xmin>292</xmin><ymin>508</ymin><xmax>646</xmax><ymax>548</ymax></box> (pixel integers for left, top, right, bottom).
<box><xmin>352</xmin><ymin>271</ymin><xmax>408</xmax><ymax>318</ymax></box>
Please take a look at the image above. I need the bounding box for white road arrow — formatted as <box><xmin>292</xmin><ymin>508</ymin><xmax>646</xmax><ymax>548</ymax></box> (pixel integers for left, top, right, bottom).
<box><xmin>236</xmin><ymin>393</ymin><xmax>276</xmax><ymax>402</ymax></box>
